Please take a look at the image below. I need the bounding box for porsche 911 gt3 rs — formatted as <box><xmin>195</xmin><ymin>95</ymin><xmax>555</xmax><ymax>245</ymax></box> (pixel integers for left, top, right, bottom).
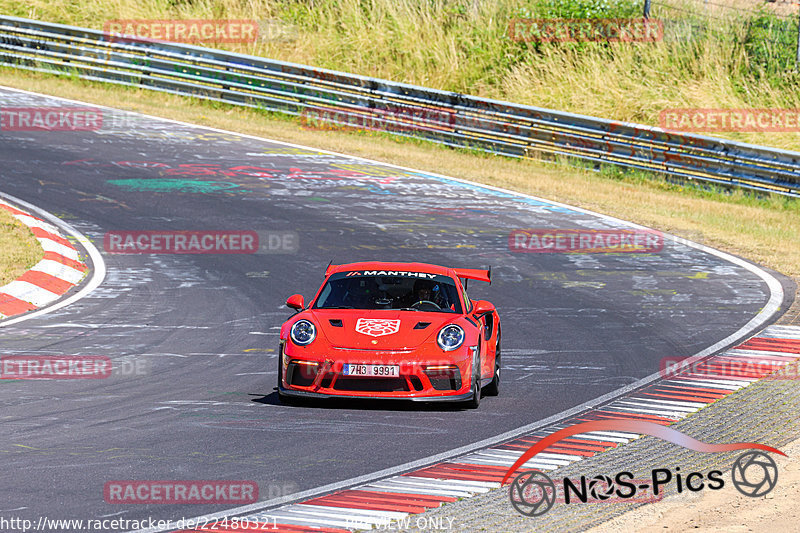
<box><xmin>277</xmin><ymin>261</ymin><xmax>500</xmax><ymax>408</ymax></box>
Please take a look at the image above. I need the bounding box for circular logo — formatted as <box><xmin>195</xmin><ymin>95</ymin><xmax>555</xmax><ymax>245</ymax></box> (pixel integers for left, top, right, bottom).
<box><xmin>731</xmin><ymin>451</ymin><xmax>778</xmax><ymax>497</ymax></box>
<box><xmin>509</xmin><ymin>471</ymin><xmax>557</xmax><ymax>516</ymax></box>
<box><xmin>587</xmin><ymin>474</ymin><xmax>615</xmax><ymax>500</ymax></box>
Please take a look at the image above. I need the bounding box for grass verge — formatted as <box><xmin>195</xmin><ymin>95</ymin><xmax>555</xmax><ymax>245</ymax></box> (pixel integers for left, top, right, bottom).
<box><xmin>0</xmin><ymin>205</ymin><xmax>44</xmax><ymax>286</ymax></box>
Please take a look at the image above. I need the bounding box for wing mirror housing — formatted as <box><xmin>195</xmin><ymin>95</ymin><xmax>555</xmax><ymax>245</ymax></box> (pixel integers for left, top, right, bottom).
<box><xmin>286</xmin><ymin>294</ymin><xmax>305</xmax><ymax>312</ymax></box>
<box><xmin>472</xmin><ymin>300</ymin><xmax>494</xmax><ymax>316</ymax></box>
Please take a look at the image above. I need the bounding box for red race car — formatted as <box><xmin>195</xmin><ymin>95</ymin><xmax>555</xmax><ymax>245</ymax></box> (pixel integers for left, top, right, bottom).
<box><xmin>277</xmin><ymin>261</ymin><xmax>501</xmax><ymax>408</ymax></box>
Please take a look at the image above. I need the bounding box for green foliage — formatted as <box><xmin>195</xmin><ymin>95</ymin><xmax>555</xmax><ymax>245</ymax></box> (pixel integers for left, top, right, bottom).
<box><xmin>741</xmin><ymin>12</ymin><xmax>797</xmax><ymax>81</ymax></box>
<box><xmin>531</xmin><ymin>0</ymin><xmax>642</xmax><ymax>19</ymax></box>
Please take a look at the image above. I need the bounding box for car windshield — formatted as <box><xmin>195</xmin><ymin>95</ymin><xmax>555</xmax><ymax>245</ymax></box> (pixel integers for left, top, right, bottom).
<box><xmin>313</xmin><ymin>270</ymin><xmax>463</xmax><ymax>313</ymax></box>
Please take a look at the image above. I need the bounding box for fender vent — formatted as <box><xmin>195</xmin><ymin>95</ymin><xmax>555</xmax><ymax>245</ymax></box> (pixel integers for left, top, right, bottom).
<box><xmin>414</xmin><ymin>322</ymin><xmax>431</xmax><ymax>330</ymax></box>
<box><xmin>329</xmin><ymin>319</ymin><xmax>343</xmax><ymax>327</ymax></box>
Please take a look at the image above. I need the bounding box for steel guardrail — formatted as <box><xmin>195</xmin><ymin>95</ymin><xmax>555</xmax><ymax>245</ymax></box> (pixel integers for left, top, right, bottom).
<box><xmin>1</xmin><ymin>15</ymin><xmax>799</xmax><ymax>197</ymax></box>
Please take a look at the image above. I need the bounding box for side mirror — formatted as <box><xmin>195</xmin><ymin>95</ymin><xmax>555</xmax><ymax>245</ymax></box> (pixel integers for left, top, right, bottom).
<box><xmin>286</xmin><ymin>294</ymin><xmax>305</xmax><ymax>312</ymax></box>
<box><xmin>472</xmin><ymin>300</ymin><xmax>494</xmax><ymax>316</ymax></box>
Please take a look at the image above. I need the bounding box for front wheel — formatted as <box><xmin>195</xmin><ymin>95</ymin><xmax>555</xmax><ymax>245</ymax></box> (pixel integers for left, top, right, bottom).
<box><xmin>484</xmin><ymin>331</ymin><xmax>501</xmax><ymax>397</ymax></box>
<box><xmin>462</xmin><ymin>350</ymin><xmax>482</xmax><ymax>409</ymax></box>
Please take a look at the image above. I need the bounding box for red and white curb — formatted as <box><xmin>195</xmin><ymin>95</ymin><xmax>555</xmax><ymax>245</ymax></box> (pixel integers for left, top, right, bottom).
<box><xmin>0</xmin><ymin>198</ymin><xmax>88</xmax><ymax>319</ymax></box>
<box><xmin>170</xmin><ymin>324</ymin><xmax>800</xmax><ymax>533</ymax></box>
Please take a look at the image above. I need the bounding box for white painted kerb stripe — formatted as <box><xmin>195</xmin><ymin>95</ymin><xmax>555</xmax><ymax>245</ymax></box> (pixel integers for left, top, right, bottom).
<box><xmin>0</xmin><ymin>280</ymin><xmax>61</xmax><ymax>306</ymax></box>
<box><xmin>12</xmin><ymin>213</ymin><xmax>60</xmax><ymax>234</ymax></box>
<box><xmin>37</xmin><ymin>238</ymin><xmax>80</xmax><ymax>261</ymax></box>
<box><xmin>30</xmin><ymin>259</ymin><xmax>85</xmax><ymax>284</ymax></box>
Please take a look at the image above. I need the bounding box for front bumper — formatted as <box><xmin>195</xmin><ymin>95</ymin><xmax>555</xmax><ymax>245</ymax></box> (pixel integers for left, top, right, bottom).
<box><xmin>279</xmin><ymin>345</ymin><xmax>476</xmax><ymax>400</ymax></box>
<box><xmin>278</xmin><ymin>385</ymin><xmax>474</xmax><ymax>402</ymax></box>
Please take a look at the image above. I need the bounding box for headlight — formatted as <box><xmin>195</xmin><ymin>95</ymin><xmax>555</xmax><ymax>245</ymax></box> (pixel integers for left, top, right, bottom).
<box><xmin>290</xmin><ymin>319</ymin><xmax>316</xmax><ymax>346</ymax></box>
<box><xmin>437</xmin><ymin>324</ymin><xmax>465</xmax><ymax>351</ymax></box>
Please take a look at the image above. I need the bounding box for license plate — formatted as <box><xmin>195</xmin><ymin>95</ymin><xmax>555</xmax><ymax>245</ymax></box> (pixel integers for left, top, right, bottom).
<box><xmin>342</xmin><ymin>364</ymin><xmax>399</xmax><ymax>377</ymax></box>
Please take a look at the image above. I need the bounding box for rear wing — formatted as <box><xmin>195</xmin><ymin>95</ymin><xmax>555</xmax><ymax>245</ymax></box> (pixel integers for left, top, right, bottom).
<box><xmin>454</xmin><ymin>267</ymin><xmax>491</xmax><ymax>285</ymax></box>
<box><xmin>324</xmin><ymin>263</ymin><xmax>491</xmax><ymax>284</ymax></box>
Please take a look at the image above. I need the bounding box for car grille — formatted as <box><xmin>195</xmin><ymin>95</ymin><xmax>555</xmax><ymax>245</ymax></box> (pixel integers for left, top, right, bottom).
<box><xmin>333</xmin><ymin>377</ymin><xmax>410</xmax><ymax>392</ymax></box>
<box><xmin>429</xmin><ymin>377</ymin><xmax>460</xmax><ymax>391</ymax></box>
<box><xmin>287</xmin><ymin>363</ymin><xmax>317</xmax><ymax>387</ymax></box>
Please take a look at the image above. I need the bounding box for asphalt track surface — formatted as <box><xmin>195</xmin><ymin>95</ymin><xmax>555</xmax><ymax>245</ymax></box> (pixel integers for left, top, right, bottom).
<box><xmin>0</xmin><ymin>87</ymin><xmax>788</xmax><ymax>530</ymax></box>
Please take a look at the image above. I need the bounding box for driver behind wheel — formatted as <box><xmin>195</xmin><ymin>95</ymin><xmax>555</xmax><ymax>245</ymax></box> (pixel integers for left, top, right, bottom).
<box><xmin>415</xmin><ymin>283</ymin><xmax>433</xmax><ymax>304</ymax></box>
<box><xmin>405</xmin><ymin>280</ymin><xmax>446</xmax><ymax>308</ymax></box>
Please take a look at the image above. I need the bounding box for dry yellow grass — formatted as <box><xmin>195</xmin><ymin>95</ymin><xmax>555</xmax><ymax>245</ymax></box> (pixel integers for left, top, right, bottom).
<box><xmin>8</xmin><ymin>0</ymin><xmax>800</xmax><ymax>151</ymax></box>
<box><xmin>0</xmin><ymin>205</ymin><xmax>44</xmax><ymax>286</ymax></box>
<box><xmin>1</xmin><ymin>68</ymin><xmax>798</xmax><ymax>284</ymax></box>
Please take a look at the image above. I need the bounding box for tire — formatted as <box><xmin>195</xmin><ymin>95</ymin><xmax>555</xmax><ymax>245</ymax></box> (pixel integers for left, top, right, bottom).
<box><xmin>277</xmin><ymin>356</ymin><xmax>283</xmax><ymax>391</ymax></box>
<box><xmin>484</xmin><ymin>331</ymin><xmax>501</xmax><ymax>397</ymax></box>
<box><xmin>462</xmin><ymin>350</ymin><xmax>482</xmax><ymax>409</ymax></box>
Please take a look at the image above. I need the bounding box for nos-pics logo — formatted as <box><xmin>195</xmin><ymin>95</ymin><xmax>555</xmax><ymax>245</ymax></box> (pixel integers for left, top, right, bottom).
<box><xmin>503</xmin><ymin>420</ymin><xmax>782</xmax><ymax>517</ymax></box>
